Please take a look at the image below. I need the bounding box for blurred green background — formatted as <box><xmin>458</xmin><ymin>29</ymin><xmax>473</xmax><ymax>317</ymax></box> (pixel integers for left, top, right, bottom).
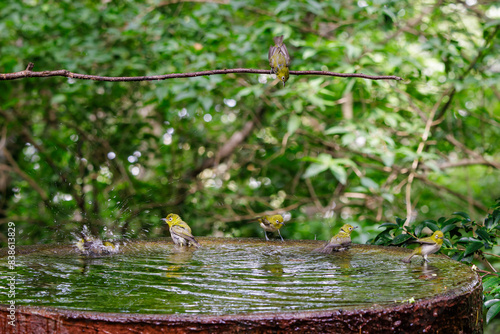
<box><xmin>1</xmin><ymin>0</ymin><xmax>499</xmax><ymax>329</ymax></box>
<box><xmin>1</xmin><ymin>0</ymin><xmax>498</xmax><ymax>244</ymax></box>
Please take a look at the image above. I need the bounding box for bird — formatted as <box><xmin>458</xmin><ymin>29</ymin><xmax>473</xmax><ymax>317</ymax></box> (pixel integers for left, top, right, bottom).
<box><xmin>268</xmin><ymin>35</ymin><xmax>291</xmax><ymax>86</ymax></box>
<box><xmin>402</xmin><ymin>230</ymin><xmax>444</xmax><ymax>263</ymax></box>
<box><xmin>258</xmin><ymin>215</ymin><xmax>285</xmax><ymax>241</ymax></box>
<box><xmin>315</xmin><ymin>224</ymin><xmax>358</xmax><ymax>254</ymax></box>
<box><xmin>162</xmin><ymin>213</ymin><xmax>201</xmax><ymax>248</ymax></box>
<box><xmin>75</xmin><ymin>233</ymin><xmax>120</xmax><ymax>256</ymax></box>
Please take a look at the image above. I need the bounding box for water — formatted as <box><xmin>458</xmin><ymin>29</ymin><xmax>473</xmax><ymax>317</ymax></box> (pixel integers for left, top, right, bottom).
<box><xmin>0</xmin><ymin>238</ymin><xmax>477</xmax><ymax>315</ymax></box>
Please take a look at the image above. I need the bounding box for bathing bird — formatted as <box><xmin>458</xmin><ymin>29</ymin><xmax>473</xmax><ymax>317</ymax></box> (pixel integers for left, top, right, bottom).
<box><xmin>401</xmin><ymin>230</ymin><xmax>444</xmax><ymax>263</ymax></box>
<box><xmin>162</xmin><ymin>213</ymin><xmax>201</xmax><ymax>248</ymax></box>
<box><xmin>315</xmin><ymin>224</ymin><xmax>358</xmax><ymax>254</ymax></box>
<box><xmin>258</xmin><ymin>215</ymin><xmax>285</xmax><ymax>241</ymax></box>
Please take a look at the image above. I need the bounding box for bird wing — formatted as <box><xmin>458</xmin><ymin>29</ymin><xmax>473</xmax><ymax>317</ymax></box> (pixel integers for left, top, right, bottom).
<box><xmin>413</xmin><ymin>236</ymin><xmax>438</xmax><ymax>245</ymax></box>
<box><xmin>330</xmin><ymin>235</ymin><xmax>352</xmax><ymax>247</ymax></box>
<box><xmin>171</xmin><ymin>226</ymin><xmax>200</xmax><ymax>247</ymax></box>
<box><xmin>315</xmin><ymin>236</ymin><xmax>351</xmax><ymax>253</ymax></box>
<box><xmin>269</xmin><ymin>46</ymin><xmax>278</xmax><ymax>68</ymax></box>
<box><xmin>279</xmin><ymin>43</ymin><xmax>291</xmax><ymax>66</ymax></box>
<box><xmin>258</xmin><ymin>217</ymin><xmax>271</xmax><ymax>227</ymax></box>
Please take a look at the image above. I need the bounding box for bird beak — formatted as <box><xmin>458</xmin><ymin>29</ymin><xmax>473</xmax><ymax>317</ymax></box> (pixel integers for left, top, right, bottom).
<box><xmin>282</xmin><ymin>81</ymin><xmax>285</xmax><ymax>87</ymax></box>
<box><xmin>353</xmin><ymin>226</ymin><xmax>359</xmax><ymax>229</ymax></box>
<box><xmin>161</xmin><ymin>218</ymin><xmax>167</xmax><ymax>222</ymax></box>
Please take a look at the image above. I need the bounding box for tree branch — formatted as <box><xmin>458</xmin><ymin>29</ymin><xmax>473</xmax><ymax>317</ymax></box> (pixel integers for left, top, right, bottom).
<box><xmin>1</xmin><ymin>63</ymin><xmax>403</xmax><ymax>82</ymax></box>
<box><xmin>445</xmin><ymin>134</ymin><xmax>500</xmax><ymax>170</ymax></box>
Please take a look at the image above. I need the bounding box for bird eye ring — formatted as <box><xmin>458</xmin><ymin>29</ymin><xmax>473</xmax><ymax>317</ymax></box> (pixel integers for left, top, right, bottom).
<box><xmin>282</xmin><ymin>76</ymin><xmax>285</xmax><ymax>81</ymax></box>
<box><xmin>168</xmin><ymin>217</ymin><xmax>172</xmax><ymax>221</ymax></box>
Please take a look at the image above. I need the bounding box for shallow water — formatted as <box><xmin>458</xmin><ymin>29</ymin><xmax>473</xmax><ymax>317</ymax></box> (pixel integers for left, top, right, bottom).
<box><xmin>0</xmin><ymin>238</ymin><xmax>477</xmax><ymax>315</ymax></box>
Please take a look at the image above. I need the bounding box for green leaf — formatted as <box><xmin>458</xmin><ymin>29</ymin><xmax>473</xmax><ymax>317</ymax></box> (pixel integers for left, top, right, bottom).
<box><xmin>484</xmin><ymin>19</ymin><xmax>500</xmax><ymax>30</ymax></box>
<box><xmin>422</xmin><ymin>220</ymin><xmax>439</xmax><ymax>232</ymax></box>
<box><xmin>457</xmin><ymin>237</ymin><xmax>480</xmax><ymax>243</ymax></box>
<box><xmin>395</xmin><ymin>217</ymin><xmax>406</xmax><ymax>227</ymax></box>
<box><xmin>274</xmin><ymin>0</ymin><xmax>289</xmax><ymax>13</ymax></box>
<box><xmin>441</xmin><ymin>224</ymin><xmax>457</xmax><ymax>234</ymax></box>
<box><xmin>415</xmin><ymin>224</ymin><xmax>424</xmax><ymax>236</ymax></box>
<box><xmin>483</xmin><ymin>277</ymin><xmax>500</xmax><ymax>291</ymax></box>
<box><xmin>486</xmin><ymin>301</ymin><xmax>500</xmax><ymax>324</ymax></box>
<box><xmin>379</xmin><ymin>222</ymin><xmax>398</xmax><ymax>229</ymax></box>
<box><xmin>287</xmin><ymin>115</ymin><xmax>301</xmax><ymax>135</ymax></box>
<box><xmin>443</xmin><ymin>217</ymin><xmax>462</xmax><ymax>225</ymax></box>
<box><xmin>380</xmin><ymin>152</ymin><xmax>395</xmax><ymax>167</ymax></box>
<box><xmin>361</xmin><ymin>177</ymin><xmax>379</xmax><ymax>190</ymax></box>
<box><xmin>325</xmin><ymin>126</ymin><xmax>349</xmax><ymax>135</ymax></box>
<box><xmin>460</xmin><ymin>253</ymin><xmax>474</xmax><ymax>263</ymax></box>
<box><xmin>329</xmin><ymin>165</ymin><xmax>347</xmax><ymax>185</ymax></box>
<box><xmin>303</xmin><ymin>48</ymin><xmax>317</xmax><ymax>60</ymax></box>
<box><xmin>302</xmin><ymin>163</ymin><xmax>328</xmax><ymax>179</ymax></box>
<box><xmin>485</xmin><ymin>299</ymin><xmax>500</xmax><ymax>308</ymax></box>
<box><xmin>51</xmin><ymin>94</ymin><xmax>67</xmax><ymax>104</ymax></box>
<box><xmin>476</xmin><ymin>228</ymin><xmax>492</xmax><ymax>243</ymax></box>
<box><xmin>453</xmin><ymin>211</ymin><xmax>471</xmax><ymax>221</ymax></box>
<box><xmin>391</xmin><ymin>233</ymin><xmax>413</xmax><ymax>245</ymax></box>
<box><xmin>382</xmin><ymin>8</ymin><xmax>397</xmax><ymax>22</ymax></box>
<box><xmin>463</xmin><ymin>241</ymin><xmax>484</xmax><ymax>257</ymax></box>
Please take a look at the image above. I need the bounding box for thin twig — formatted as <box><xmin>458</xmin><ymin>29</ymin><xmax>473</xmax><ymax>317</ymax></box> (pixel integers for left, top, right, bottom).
<box><xmin>478</xmin><ymin>269</ymin><xmax>499</xmax><ymax>276</ymax></box>
<box><xmin>483</xmin><ymin>251</ymin><xmax>500</xmax><ymax>259</ymax></box>
<box><xmin>0</xmin><ymin>63</ymin><xmax>403</xmax><ymax>82</ymax></box>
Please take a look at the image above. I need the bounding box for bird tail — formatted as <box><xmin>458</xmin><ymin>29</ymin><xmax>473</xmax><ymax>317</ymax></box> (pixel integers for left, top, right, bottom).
<box><xmin>314</xmin><ymin>243</ymin><xmax>334</xmax><ymax>254</ymax></box>
<box><xmin>273</xmin><ymin>35</ymin><xmax>284</xmax><ymax>46</ymax></box>
<box><xmin>401</xmin><ymin>254</ymin><xmax>413</xmax><ymax>263</ymax></box>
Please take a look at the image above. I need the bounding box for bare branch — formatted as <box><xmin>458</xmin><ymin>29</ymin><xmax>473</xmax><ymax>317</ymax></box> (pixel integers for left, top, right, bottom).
<box><xmin>437</xmin><ymin>159</ymin><xmax>500</xmax><ymax>170</ymax></box>
<box><xmin>445</xmin><ymin>134</ymin><xmax>500</xmax><ymax>169</ymax></box>
<box><xmin>1</xmin><ymin>63</ymin><xmax>403</xmax><ymax>82</ymax></box>
<box><xmin>289</xmin><ymin>70</ymin><xmax>402</xmax><ymax>81</ymax></box>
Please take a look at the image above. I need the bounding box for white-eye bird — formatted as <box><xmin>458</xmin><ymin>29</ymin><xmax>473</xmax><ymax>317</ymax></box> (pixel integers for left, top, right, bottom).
<box><xmin>316</xmin><ymin>224</ymin><xmax>358</xmax><ymax>253</ymax></box>
<box><xmin>162</xmin><ymin>213</ymin><xmax>201</xmax><ymax>248</ymax></box>
<box><xmin>258</xmin><ymin>215</ymin><xmax>285</xmax><ymax>241</ymax></box>
<box><xmin>402</xmin><ymin>230</ymin><xmax>444</xmax><ymax>263</ymax></box>
<box><xmin>268</xmin><ymin>35</ymin><xmax>291</xmax><ymax>86</ymax></box>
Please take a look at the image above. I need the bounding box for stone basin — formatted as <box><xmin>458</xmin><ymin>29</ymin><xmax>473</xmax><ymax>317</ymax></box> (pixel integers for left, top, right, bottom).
<box><xmin>0</xmin><ymin>237</ymin><xmax>483</xmax><ymax>333</ymax></box>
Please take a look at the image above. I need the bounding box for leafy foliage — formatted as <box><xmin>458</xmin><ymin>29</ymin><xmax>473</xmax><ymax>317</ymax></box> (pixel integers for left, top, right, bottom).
<box><xmin>0</xmin><ymin>2</ymin><xmax>498</xmax><ymax>330</ymax></box>
<box><xmin>370</xmin><ymin>199</ymin><xmax>500</xmax><ymax>323</ymax></box>
<box><xmin>0</xmin><ymin>0</ymin><xmax>498</xmax><ymax>261</ymax></box>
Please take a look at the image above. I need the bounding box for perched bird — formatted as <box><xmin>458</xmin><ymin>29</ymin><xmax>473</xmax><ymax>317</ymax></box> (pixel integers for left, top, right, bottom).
<box><xmin>402</xmin><ymin>230</ymin><xmax>444</xmax><ymax>263</ymax></box>
<box><xmin>268</xmin><ymin>35</ymin><xmax>291</xmax><ymax>86</ymax></box>
<box><xmin>162</xmin><ymin>213</ymin><xmax>201</xmax><ymax>248</ymax></box>
<box><xmin>258</xmin><ymin>215</ymin><xmax>285</xmax><ymax>241</ymax></box>
<box><xmin>315</xmin><ymin>224</ymin><xmax>358</xmax><ymax>254</ymax></box>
